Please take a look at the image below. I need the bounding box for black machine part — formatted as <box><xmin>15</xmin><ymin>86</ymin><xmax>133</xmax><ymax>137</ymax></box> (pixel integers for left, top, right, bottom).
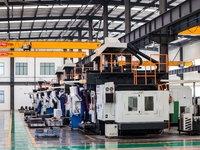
<box><xmin>127</xmin><ymin>44</ymin><xmax>158</xmax><ymax>64</ymax></box>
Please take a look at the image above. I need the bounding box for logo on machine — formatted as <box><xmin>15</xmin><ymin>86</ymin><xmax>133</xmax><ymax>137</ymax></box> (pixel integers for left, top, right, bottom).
<box><xmin>0</xmin><ymin>42</ymin><xmax>8</xmax><ymax>47</ymax></box>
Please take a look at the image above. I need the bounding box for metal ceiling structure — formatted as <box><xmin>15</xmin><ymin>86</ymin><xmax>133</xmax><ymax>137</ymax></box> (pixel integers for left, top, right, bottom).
<box><xmin>0</xmin><ymin>0</ymin><xmax>187</xmax><ymax>43</ymax></box>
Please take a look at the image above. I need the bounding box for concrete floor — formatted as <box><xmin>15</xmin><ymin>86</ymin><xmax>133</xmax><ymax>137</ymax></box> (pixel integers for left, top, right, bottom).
<box><xmin>1</xmin><ymin>110</ymin><xmax>200</xmax><ymax>150</ymax></box>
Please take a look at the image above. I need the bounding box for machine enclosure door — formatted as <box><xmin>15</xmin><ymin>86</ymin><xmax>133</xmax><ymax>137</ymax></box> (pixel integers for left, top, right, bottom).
<box><xmin>115</xmin><ymin>91</ymin><xmax>169</xmax><ymax>123</ymax></box>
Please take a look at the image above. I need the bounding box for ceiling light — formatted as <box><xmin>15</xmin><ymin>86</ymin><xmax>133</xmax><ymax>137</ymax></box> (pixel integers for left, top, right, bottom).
<box><xmin>68</xmin><ymin>5</ymin><xmax>82</xmax><ymax>8</ymax></box>
<box><xmin>131</xmin><ymin>7</ymin><xmax>143</xmax><ymax>11</ymax></box>
<box><xmin>117</xmin><ymin>6</ymin><xmax>125</xmax><ymax>9</ymax></box>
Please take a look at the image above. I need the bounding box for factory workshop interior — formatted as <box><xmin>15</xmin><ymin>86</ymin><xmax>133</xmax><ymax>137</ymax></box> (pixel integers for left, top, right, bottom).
<box><xmin>1</xmin><ymin>0</ymin><xmax>200</xmax><ymax>150</ymax></box>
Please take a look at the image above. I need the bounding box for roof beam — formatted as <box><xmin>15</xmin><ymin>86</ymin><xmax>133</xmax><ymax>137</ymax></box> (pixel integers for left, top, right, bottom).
<box><xmin>19</xmin><ymin>5</ymin><xmax>24</xmax><ymax>39</ymax></box>
<box><xmin>0</xmin><ymin>0</ymin><xmax>171</xmax><ymax>7</ymax></box>
<box><xmin>39</xmin><ymin>5</ymin><xmax>53</xmax><ymax>38</ymax></box>
<box><xmin>49</xmin><ymin>5</ymin><xmax>68</xmax><ymax>38</ymax></box>
<box><xmin>119</xmin><ymin>0</ymin><xmax>200</xmax><ymax>48</ymax></box>
<box><xmin>7</xmin><ymin>6</ymin><xmax>10</xmax><ymax>39</ymax></box>
<box><xmin>29</xmin><ymin>5</ymin><xmax>39</xmax><ymax>39</ymax></box>
<box><xmin>2</xmin><ymin>16</ymin><xmax>146</xmax><ymax>23</ymax></box>
<box><xmin>9</xmin><ymin>36</ymin><xmax>103</xmax><ymax>41</ymax></box>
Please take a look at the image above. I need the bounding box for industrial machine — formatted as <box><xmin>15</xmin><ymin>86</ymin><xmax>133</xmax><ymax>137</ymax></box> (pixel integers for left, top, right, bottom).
<box><xmin>169</xmin><ymin>85</ymin><xmax>193</xmax><ymax>125</ymax></box>
<box><xmin>95</xmin><ymin>82</ymin><xmax>169</xmax><ymax>136</ymax></box>
<box><xmin>178</xmin><ymin>97</ymin><xmax>200</xmax><ymax>135</ymax></box>
<box><xmin>75</xmin><ymin>38</ymin><xmax>171</xmax><ymax>136</ymax></box>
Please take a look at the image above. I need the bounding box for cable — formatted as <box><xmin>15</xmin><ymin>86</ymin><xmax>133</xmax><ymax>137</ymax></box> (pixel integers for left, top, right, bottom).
<box><xmin>172</xmin><ymin>48</ymin><xmax>180</xmax><ymax>61</ymax></box>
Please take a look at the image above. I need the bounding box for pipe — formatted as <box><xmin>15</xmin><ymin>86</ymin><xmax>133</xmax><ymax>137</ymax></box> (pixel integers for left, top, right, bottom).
<box><xmin>127</xmin><ymin>44</ymin><xmax>158</xmax><ymax>64</ymax></box>
<box><xmin>127</xmin><ymin>47</ymin><xmax>142</xmax><ymax>66</ymax></box>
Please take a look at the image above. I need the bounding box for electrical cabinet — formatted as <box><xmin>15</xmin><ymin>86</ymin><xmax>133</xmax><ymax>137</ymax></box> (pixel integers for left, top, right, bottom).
<box><xmin>105</xmin><ymin>124</ymin><xmax>118</xmax><ymax>137</ymax></box>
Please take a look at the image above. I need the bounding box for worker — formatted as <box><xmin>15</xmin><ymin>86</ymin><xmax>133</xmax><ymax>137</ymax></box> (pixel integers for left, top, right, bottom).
<box><xmin>80</xmin><ymin>89</ymin><xmax>91</xmax><ymax>124</ymax></box>
<box><xmin>59</xmin><ymin>89</ymin><xmax>68</xmax><ymax>117</ymax></box>
<box><xmin>37</xmin><ymin>100</ymin><xmax>43</xmax><ymax>114</ymax></box>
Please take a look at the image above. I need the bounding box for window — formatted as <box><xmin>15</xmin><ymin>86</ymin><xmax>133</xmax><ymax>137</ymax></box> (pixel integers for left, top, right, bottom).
<box><xmin>128</xmin><ymin>96</ymin><xmax>137</xmax><ymax>111</ymax></box>
<box><xmin>16</xmin><ymin>63</ymin><xmax>28</xmax><ymax>75</ymax></box>
<box><xmin>0</xmin><ymin>91</ymin><xmax>4</xmax><ymax>103</ymax></box>
<box><xmin>145</xmin><ymin>96</ymin><xmax>154</xmax><ymax>111</ymax></box>
<box><xmin>40</xmin><ymin>63</ymin><xmax>55</xmax><ymax>75</ymax></box>
<box><xmin>0</xmin><ymin>62</ymin><xmax>4</xmax><ymax>75</ymax></box>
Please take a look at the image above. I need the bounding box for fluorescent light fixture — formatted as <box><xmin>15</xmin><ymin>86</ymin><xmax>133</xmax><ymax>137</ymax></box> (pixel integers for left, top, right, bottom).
<box><xmin>34</xmin><ymin>20</ymin><xmax>47</xmax><ymax>22</ymax></box>
<box><xmin>68</xmin><ymin>5</ymin><xmax>82</xmax><ymax>8</ymax></box>
<box><xmin>82</xmin><ymin>5</ymin><xmax>94</xmax><ymax>8</ymax></box>
<box><xmin>113</xmin><ymin>21</ymin><xmax>124</xmax><ymax>24</ymax></box>
<box><xmin>10</xmin><ymin>21</ymin><xmax>21</xmax><ymax>23</ymax></box>
<box><xmin>53</xmin><ymin>5</ymin><xmax>68</xmax><ymax>8</ymax></box>
<box><xmin>145</xmin><ymin>8</ymin><xmax>156</xmax><ymax>12</ymax></box>
<box><xmin>117</xmin><ymin>6</ymin><xmax>125</xmax><ymax>9</ymax></box>
<box><xmin>0</xmin><ymin>21</ymin><xmax>8</xmax><ymax>24</ymax></box>
<box><xmin>137</xmin><ymin>22</ymin><xmax>145</xmax><ymax>25</ymax></box>
<box><xmin>10</xmin><ymin>31</ymin><xmax>20</xmax><ymax>34</ymax></box>
<box><xmin>24</xmin><ymin>6</ymin><xmax>38</xmax><ymax>9</ymax></box>
<box><xmin>108</xmin><ymin>5</ymin><xmax>115</xmax><ymax>9</ymax></box>
<box><xmin>131</xmin><ymin>7</ymin><xmax>143</xmax><ymax>11</ymax></box>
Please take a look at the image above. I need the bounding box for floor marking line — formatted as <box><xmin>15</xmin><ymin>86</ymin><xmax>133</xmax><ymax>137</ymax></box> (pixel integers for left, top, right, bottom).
<box><xmin>19</xmin><ymin>112</ymin><xmax>37</xmax><ymax>147</ymax></box>
<box><xmin>84</xmin><ymin>134</ymin><xmax>95</xmax><ymax>141</ymax></box>
<box><xmin>7</xmin><ymin>110</ymin><xmax>12</xmax><ymax>148</ymax></box>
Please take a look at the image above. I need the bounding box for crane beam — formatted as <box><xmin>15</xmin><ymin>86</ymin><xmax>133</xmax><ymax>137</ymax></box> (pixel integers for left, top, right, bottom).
<box><xmin>0</xmin><ymin>41</ymin><xmax>101</xmax><ymax>50</ymax></box>
<box><xmin>132</xmin><ymin>61</ymin><xmax>193</xmax><ymax>67</ymax></box>
<box><xmin>0</xmin><ymin>51</ymin><xmax>86</xmax><ymax>58</ymax></box>
<box><xmin>179</xmin><ymin>26</ymin><xmax>200</xmax><ymax>35</ymax></box>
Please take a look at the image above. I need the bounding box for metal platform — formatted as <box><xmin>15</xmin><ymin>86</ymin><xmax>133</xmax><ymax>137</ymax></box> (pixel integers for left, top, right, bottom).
<box><xmin>28</xmin><ymin>118</ymin><xmax>45</xmax><ymax>128</ymax></box>
<box><xmin>35</xmin><ymin>127</ymin><xmax>60</xmax><ymax>138</ymax></box>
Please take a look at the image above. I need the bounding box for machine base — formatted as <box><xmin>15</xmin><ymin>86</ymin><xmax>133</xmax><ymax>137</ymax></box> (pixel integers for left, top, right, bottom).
<box><xmin>78</xmin><ymin>123</ymin><xmax>95</xmax><ymax>134</ymax></box>
<box><xmin>117</xmin><ymin>122</ymin><xmax>167</xmax><ymax>135</ymax></box>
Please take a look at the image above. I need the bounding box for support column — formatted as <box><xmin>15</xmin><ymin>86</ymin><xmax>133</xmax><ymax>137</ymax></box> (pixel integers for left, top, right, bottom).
<box><xmin>179</xmin><ymin>47</ymin><xmax>184</xmax><ymax>85</ymax></box>
<box><xmin>103</xmin><ymin>1</ymin><xmax>108</xmax><ymax>39</ymax></box>
<box><xmin>159</xmin><ymin>0</ymin><xmax>167</xmax><ymax>14</ymax></box>
<box><xmin>124</xmin><ymin>0</ymin><xmax>131</xmax><ymax>34</ymax></box>
<box><xmin>159</xmin><ymin>0</ymin><xmax>168</xmax><ymax>77</ymax></box>
<box><xmin>89</xmin><ymin>19</ymin><xmax>93</xmax><ymax>55</ymax></box>
<box><xmin>10</xmin><ymin>56</ymin><xmax>14</xmax><ymax>110</ymax></box>
<box><xmin>78</xmin><ymin>29</ymin><xmax>82</xmax><ymax>61</ymax></box>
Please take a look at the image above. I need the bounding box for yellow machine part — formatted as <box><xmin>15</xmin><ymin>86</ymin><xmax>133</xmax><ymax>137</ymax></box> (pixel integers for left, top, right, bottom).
<box><xmin>132</xmin><ymin>61</ymin><xmax>193</xmax><ymax>67</ymax></box>
<box><xmin>179</xmin><ymin>26</ymin><xmax>200</xmax><ymax>35</ymax></box>
<box><xmin>0</xmin><ymin>51</ymin><xmax>86</xmax><ymax>58</ymax></box>
<box><xmin>0</xmin><ymin>41</ymin><xmax>101</xmax><ymax>50</ymax></box>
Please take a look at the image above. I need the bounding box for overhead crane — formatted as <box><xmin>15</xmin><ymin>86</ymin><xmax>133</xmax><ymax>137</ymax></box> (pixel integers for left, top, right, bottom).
<box><xmin>179</xmin><ymin>26</ymin><xmax>200</xmax><ymax>35</ymax></box>
<box><xmin>0</xmin><ymin>51</ymin><xmax>193</xmax><ymax>66</ymax></box>
<box><xmin>132</xmin><ymin>61</ymin><xmax>194</xmax><ymax>67</ymax></box>
<box><xmin>0</xmin><ymin>51</ymin><xmax>86</xmax><ymax>58</ymax></box>
<box><xmin>0</xmin><ymin>41</ymin><xmax>101</xmax><ymax>50</ymax></box>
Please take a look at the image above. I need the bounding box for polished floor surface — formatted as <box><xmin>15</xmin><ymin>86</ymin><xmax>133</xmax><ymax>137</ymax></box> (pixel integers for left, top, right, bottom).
<box><xmin>1</xmin><ymin>110</ymin><xmax>200</xmax><ymax>149</ymax></box>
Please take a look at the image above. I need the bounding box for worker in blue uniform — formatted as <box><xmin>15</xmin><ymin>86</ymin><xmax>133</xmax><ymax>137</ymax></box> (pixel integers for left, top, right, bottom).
<box><xmin>59</xmin><ymin>89</ymin><xmax>68</xmax><ymax>117</ymax></box>
<box><xmin>80</xmin><ymin>89</ymin><xmax>91</xmax><ymax>124</ymax></box>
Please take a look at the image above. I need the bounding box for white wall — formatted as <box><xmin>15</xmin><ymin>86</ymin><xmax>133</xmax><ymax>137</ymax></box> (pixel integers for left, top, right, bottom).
<box><xmin>14</xmin><ymin>85</ymin><xmax>35</xmax><ymax>109</ymax></box>
<box><xmin>0</xmin><ymin>58</ymin><xmax>10</xmax><ymax>82</ymax></box>
<box><xmin>169</xmin><ymin>40</ymin><xmax>200</xmax><ymax>95</ymax></box>
<box><xmin>0</xmin><ymin>86</ymin><xmax>10</xmax><ymax>110</ymax></box>
<box><xmin>14</xmin><ymin>58</ymin><xmax>63</xmax><ymax>82</ymax></box>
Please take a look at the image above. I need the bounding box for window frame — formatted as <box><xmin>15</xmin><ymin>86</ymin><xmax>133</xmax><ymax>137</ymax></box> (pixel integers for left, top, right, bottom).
<box><xmin>16</xmin><ymin>62</ymin><xmax>28</xmax><ymax>75</ymax></box>
<box><xmin>40</xmin><ymin>62</ymin><xmax>55</xmax><ymax>75</ymax></box>
<box><xmin>128</xmin><ymin>96</ymin><xmax>138</xmax><ymax>112</ymax></box>
<box><xmin>144</xmin><ymin>96</ymin><xmax>154</xmax><ymax>111</ymax></box>
<box><xmin>0</xmin><ymin>90</ymin><xmax>4</xmax><ymax>103</ymax></box>
<box><xmin>0</xmin><ymin>62</ymin><xmax>4</xmax><ymax>75</ymax></box>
